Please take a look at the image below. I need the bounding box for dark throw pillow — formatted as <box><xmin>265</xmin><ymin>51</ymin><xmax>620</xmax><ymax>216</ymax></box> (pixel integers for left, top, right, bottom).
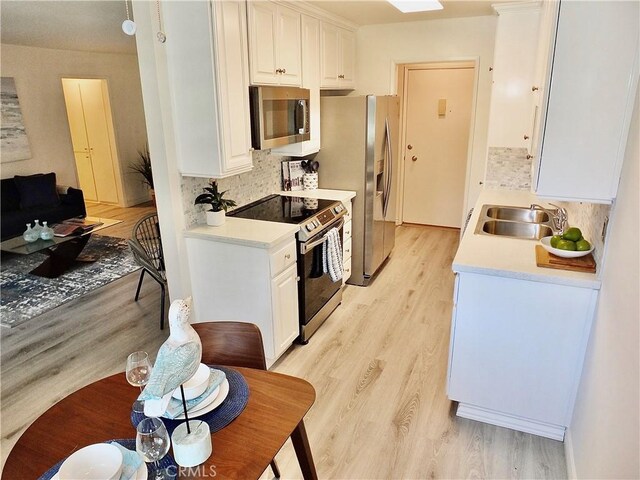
<box><xmin>14</xmin><ymin>173</ymin><xmax>60</xmax><ymax>209</ymax></box>
<box><xmin>1</xmin><ymin>178</ymin><xmax>21</xmax><ymax>212</ymax></box>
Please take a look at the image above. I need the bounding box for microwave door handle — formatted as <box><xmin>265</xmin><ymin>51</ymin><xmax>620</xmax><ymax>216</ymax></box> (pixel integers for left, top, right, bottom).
<box><xmin>302</xmin><ymin>100</ymin><xmax>309</xmax><ymax>134</ymax></box>
<box><xmin>296</xmin><ymin>100</ymin><xmax>308</xmax><ymax>135</ymax></box>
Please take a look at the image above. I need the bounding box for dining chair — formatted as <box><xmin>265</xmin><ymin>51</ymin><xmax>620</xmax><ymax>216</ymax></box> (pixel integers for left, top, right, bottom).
<box><xmin>128</xmin><ymin>213</ymin><xmax>167</xmax><ymax>329</ymax></box>
<box><xmin>192</xmin><ymin>321</ymin><xmax>281</xmax><ymax>479</ymax></box>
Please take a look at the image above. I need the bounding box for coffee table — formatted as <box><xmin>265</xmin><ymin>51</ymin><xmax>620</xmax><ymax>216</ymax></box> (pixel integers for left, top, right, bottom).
<box><xmin>0</xmin><ymin>216</ymin><xmax>122</xmax><ymax>278</ymax></box>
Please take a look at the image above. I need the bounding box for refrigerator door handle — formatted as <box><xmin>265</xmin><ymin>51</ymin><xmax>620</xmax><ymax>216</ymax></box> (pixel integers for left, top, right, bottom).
<box><xmin>383</xmin><ymin>118</ymin><xmax>392</xmax><ymax>218</ymax></box>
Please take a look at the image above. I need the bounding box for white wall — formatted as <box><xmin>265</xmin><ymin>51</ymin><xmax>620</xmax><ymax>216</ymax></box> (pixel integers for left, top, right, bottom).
<box><xmin>354</xmin><ymin>15</ymin><xmax>497</xmax><ymax>217</ymax></box>
<box><xmin>566</xmin><ymin>89</ymin><xmax>639</xmax><ymax>479</ymax></box>
<box><xmin>0</xmin><ymin>44</ymin><xmax>149</xmax><ymax>206</ymax></box>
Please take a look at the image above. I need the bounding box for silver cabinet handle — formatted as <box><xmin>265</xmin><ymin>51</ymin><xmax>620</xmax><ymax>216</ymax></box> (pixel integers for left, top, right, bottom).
<box><xmin>285</xmin><ymin>253</ymin><xmax>291</xmax><ymax>259</ymax></box>
<box><xmin>412</xmin><ymin>156</ymin><xmax>418</xmax><ymax>162</ymax></box>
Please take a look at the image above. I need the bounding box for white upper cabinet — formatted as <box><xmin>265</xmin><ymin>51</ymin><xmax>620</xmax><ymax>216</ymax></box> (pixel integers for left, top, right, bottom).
<box><xmin>486</xmin><ymin>3</ymin><xmax>541</xmax><ymax>149</ymax></box>
<box><xmin>272</xmin><ymin>14</ymin><xmax>321</xmax><ymax>157</ymax></box>
<box><xmin>320</xmin><ymin>22</ymin><xmax>356</xmax><ymax>90</ymax></box>
<box><xmin>534</xmin><ymin>0</ymin><xmax>639</xmax><ymax>203</ymax></box>
<box><xmin>248</xmin><ymin>1</ymin><xmax>302</xmax><ymax>86</ymax></box>
<box><xmin>163</xmin><ymin>1</ymin><xmax>252</xmax><ymax>178</ymax></box>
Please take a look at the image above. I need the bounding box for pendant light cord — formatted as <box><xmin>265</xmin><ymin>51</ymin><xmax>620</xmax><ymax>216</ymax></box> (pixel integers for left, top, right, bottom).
<box><xmin>156</xmin><ymin>0</ymin><xmax>166</xmax><ymax>43</ymax></box>
<box><xmin>125</xmin><ymin>0</ymin><xmax>131</xmax><ymax>21</ymax></box>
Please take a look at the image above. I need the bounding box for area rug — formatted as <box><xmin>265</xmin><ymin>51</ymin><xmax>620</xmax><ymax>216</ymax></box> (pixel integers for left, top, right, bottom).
<box><xmin>1</xmin><ymin>235</ymin><xmax>141</xmax><ymax>328</ymax></box>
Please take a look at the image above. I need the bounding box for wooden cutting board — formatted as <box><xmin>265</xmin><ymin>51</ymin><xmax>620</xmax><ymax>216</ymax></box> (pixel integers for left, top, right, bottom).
<box><xmin>535</xmin><ymin>245</ymin><xmax>596</xmax><ymax>273</ymax></box>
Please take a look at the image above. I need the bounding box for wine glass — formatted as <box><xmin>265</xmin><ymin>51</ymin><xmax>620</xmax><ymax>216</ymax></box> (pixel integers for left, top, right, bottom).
<box><xmin>136</xmin><ymin>417</ymin><xmax>172</xmax><ymax>480</ymax></box>
<box><xmin>126</xmin><ymin>351</ymin><xmax>152</xmax><ymax>413</ymax></box>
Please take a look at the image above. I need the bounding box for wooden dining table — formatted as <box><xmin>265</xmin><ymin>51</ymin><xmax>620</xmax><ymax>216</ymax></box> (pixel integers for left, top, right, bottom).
<box><xmin>2</xmin><ymin>367</ymin><xmax>318</xmax><ymax>479</ymax></box>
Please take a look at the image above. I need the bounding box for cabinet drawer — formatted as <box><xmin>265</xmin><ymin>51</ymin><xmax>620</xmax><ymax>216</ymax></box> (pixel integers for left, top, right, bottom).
<box><xmin>343</xmin><ymin>236</ymin><xmax>352</xmax><ymax>260</ymax></box>
<box><xmin>343</xmin><ymin>256</ymin><xmax>352</xmax><ymax>283</ymax></box>
<box><xmin>343</xmin><ymin>219</ymin><xmax>352</xmax><ymax>239</ymax></box>
<box><xmin>270</xmin><ymin>240</ymin><xmax>297</xmax><ymax>277</ymax></box>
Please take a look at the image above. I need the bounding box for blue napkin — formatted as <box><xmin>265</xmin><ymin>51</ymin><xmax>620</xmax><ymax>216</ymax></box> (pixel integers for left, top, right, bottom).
<box><xmin>109</xmin><ymin>442</ymin><xmax>143</xmax><ymax>480</ymax></box>
<box><xmin>163</xmin><ymin>368</ymin><xmax>226</xmax><ymax>419</ymax></box>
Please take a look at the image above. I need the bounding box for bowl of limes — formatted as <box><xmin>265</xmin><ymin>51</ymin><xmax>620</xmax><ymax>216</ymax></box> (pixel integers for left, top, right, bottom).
<box><xmin>540</xmin><ymin>227</ymin><xmax>594</xmax><ymax>258</ymax></box>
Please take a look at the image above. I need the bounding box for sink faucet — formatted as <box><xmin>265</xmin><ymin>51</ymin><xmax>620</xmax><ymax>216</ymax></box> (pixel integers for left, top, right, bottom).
<box><xmin>530</xmin><ymin>203</ymin><xmax>568</xmax><ymax>234</ymax></box>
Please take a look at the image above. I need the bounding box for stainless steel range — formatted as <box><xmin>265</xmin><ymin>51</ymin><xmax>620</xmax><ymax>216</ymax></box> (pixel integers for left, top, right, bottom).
<box><xmin>229</xmin><ymin>194</ymin><xmax>346</xmax><ymax>342</ymax></box>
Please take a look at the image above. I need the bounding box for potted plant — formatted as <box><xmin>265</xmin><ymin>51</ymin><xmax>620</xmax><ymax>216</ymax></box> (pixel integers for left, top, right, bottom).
<box><xmin>194</xmin><ymin>180</ymin><xmax>237</xmax><ymax>226</ymax></box>
<box><xmin>130</xmin><ymin>146</ymin><xmax>155</xmax><ymax>204</ymax></box>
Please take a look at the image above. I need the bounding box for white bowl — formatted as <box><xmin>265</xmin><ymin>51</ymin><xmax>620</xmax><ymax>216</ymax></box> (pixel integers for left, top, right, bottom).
<box><xmin>540</xmin><ymin>236</ymin><xmax>594</xmax><ymax>258</ymax></box>
<box><xmin>58</xmin><ymin>444</ymin><xmax>123</xmax><ymax>480</ymax></box>
<box><xmin>173</xmin><ymin>363</ymin><xmax>210</xmax><ymax>400</ymax></box>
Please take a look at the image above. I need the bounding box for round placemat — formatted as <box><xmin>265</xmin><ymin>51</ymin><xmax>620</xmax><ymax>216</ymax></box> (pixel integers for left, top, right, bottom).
<box><xmin>38</xmin><ymin>438</ymin><xmax>177</xmax><ymax>480</ymax></box>
<box><xmin>131</xmin><ymin>366</ymin><xmax>249</xmax><ymax>436</ymax></box>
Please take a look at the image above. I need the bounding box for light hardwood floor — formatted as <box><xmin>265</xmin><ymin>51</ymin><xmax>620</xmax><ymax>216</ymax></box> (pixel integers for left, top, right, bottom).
<box><xmin>1</xmin><ymin>222</ymin><xmax>567</xmax><ymax>477</ymax></box>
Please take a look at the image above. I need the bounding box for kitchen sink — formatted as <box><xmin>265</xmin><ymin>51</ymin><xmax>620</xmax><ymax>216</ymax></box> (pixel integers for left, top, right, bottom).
<box><xmin>474</xmin><ymin>204</ymin><xmax>555</xmax><ymax>240</ymax></box>
<box><xmin>485</xmin><ymin>206</ymin><xmax>550</xmax><ymax>223</ymax></box>
<box><xmin>480</xmin><ymin>220</ymin><xmax>553</xmax><ymax>240</ymax></box>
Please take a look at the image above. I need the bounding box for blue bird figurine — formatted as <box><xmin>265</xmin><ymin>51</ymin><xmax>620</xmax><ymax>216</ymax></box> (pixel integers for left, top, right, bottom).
<box><xmin>139</xmin><ymin>297</ymin><xmax>202</xmax><ymax>417</ymax></box>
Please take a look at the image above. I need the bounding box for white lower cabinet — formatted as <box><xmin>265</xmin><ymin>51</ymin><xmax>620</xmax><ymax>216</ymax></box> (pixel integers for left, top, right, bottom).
<box><xmin>185</xmin><ymin>236</ymin><xmax>299</xmax><ymax>367</ymax></box>
<box><xmin>271</xmin><ymin>264</ymin><xmax>300</xmax><ymax>358</ymax></box>
<box><xmin>447</xmin><ymin>272</ymin><xmax>598</xmax><ymax>440</ymax></box>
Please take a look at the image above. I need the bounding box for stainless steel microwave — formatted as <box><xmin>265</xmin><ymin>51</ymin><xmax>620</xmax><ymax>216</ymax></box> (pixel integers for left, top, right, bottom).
<box><xmin>249</xmin><ymin>86</ymin><xmax>310</xmax><ymax>150</ymax></box>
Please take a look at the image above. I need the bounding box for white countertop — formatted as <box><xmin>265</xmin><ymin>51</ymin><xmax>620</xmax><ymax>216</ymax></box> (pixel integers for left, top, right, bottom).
<box><xmin>184</xmin><ymin>217</ymin><xmax>298</xmax><ymax>249</ymax></box>
<box><xmin>278</xmin><ymin>189</ymin><xmax>356</xmax><ymax>202</ymax></box>
<box><xmin>454</xmin><ymin>189</ymin><xmax>601</xmax><ymax>289</ymax></box>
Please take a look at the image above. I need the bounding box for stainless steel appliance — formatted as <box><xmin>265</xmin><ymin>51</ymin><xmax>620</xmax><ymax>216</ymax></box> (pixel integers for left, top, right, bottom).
<box><xmin>228</xmin><ymin>194</ymin><xmax>346</xmax><ymax>342</ymax></box>
<box><xmin>316</xmin><ymin>95</ymin><xmax>400</xmax><ymax>286</ymax></box>
<box><xmin>249</xmin><ymin>86</ymin><xmax>310</xmax><ymax>150</ymax></box>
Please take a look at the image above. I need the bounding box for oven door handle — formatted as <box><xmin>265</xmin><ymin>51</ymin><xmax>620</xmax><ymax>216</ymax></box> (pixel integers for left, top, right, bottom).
<box><xmin>300</xmin><ymin>218</ymin><xmax>345</xmax><ymax>254</ymax></box>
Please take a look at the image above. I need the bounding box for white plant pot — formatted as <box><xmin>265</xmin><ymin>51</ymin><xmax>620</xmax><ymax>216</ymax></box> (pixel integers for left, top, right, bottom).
<box><xmin>206</xmin><ymin>210</ymin><xmax>226</xmax><ymax>227</ymax></box>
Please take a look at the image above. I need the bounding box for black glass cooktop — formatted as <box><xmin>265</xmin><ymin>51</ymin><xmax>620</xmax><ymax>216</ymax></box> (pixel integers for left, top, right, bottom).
<box><xmin>228</xmin><ymin>194</ymin><xmax>336</xmax><ymax>225</ymax></box>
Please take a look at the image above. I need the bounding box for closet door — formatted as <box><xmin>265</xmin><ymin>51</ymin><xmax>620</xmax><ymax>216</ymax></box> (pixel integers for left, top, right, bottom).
<box><xmin>73</xmin><ymin>151</ymin><xmax>97</xmax><ymax>201</ymax></box>
<box><xmin>80</xmin><ymin>80</ymin><xmax>119</xmax><ymax>204</ymax></box>
<box><xmin>62</xmin><ymin>81</ymin><xmax>90</xmax><ymax>153</ymax></box>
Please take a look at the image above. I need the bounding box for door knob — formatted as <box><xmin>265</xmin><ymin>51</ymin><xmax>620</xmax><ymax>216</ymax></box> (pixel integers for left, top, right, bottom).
<box><xmin>526</xmin><ymin>154</ymin><xmax>534</xmax><ymax>160</ymax></box>
<box><xmin>532</xmin><ymin>86</ymin><xmax>539</xmax><ymax>92</ymax></box>
<box><xmin>524</xmin><ymin>135</ymin><xmax>530</xmax><ymax>140</ymax></box>
<box><xmin>411</xmin><ymin>156</ymin><xmax>418</xmax><ymax>162</ymax></box>
<box><xmin>407</xmin><ymin>144</ymin><xmax>413</xmax><ymax>150</ymax></box>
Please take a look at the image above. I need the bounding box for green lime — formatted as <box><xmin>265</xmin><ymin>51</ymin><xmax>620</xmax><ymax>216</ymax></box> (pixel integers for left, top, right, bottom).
<box><xmin>576</xmin><ymin>239</ymin><xmax>592</xmax><ymax>251</ymax></box>
<box><xmin>562</xmin><ymin>227</ymin><xmax>582</xmax><ymax>242</ymax></box>
<box><xmin>550</xmin><ymin>235</ymin><xmax>562</xmax><ymax>248</ymax></box>
<box><xmin>556</xmin><ymin>239</ymin><xmax>577</xmax><ymax>251</ymax></box>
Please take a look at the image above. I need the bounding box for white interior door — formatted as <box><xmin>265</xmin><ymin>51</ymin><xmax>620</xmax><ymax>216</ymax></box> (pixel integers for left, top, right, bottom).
<box><xmin>63</xmin><ymin>78</ymin><xmax>120</xmax><ymax>205</ymax></box>
<box><xmin>80</xmin><ymin>80</ymin><xmax>119</xmax><ymax>204</ymax></box>
<box><xmin>402</xmin><ymin>67</ymin><xmax>474</xmax><ymax>227</ymax></box>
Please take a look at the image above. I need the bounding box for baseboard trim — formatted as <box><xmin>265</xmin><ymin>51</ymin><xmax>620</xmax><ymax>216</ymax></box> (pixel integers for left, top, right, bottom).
<box><xmin>564</xmin><ymin>429</ymin><xmax>577</xmax><ymax>479</ymax></box>
<box><xmin>456</xmin><ymin>403</ymin><xmax>566</xmax><ymax>441</ymax></box>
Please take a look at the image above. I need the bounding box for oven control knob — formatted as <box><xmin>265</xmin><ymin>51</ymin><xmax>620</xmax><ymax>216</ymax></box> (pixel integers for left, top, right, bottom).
<box><xmin>315</xmin><ymin>220</ymin><xmax>321</xmax><ymax>227</ymax></box>
<box><xmin>306</xmin><ymin>223</ymin><xmax>315</xmax><ymax>232</ymax></box>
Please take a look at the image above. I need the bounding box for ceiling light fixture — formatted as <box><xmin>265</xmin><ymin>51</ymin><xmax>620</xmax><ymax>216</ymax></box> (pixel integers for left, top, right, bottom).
<box><xmin>122</xmin><ymin>0</ymin><xmax>136</xmax><ymax>36</ymax></box>
<box><xmin>387</xmin><ymin>0</ymin><xmax>443</xmax><ymax>13</ymax></box>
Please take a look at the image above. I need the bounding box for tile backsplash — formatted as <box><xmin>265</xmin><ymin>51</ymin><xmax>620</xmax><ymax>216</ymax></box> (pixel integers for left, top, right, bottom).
<box><xmin>554</xmin><ymin>200</ymin><xmax>610</xmax><ymax>267</ymax></box>
<box><xmin>485</xmin><ymin>147</ymin><xmax>532</xmax><ymax>190</ymax></box>
<box><xmin>182</xmin><ymin>150</ymin><xmax>286</xmax><ymax>228</ymax></box>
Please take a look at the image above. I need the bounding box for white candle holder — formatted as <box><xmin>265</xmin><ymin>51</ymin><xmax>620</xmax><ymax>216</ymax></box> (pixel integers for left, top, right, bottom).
<box><xmin>171</xmin><ymin>420</ymin><xmax>212</xmax><ymax>467</ymax></box>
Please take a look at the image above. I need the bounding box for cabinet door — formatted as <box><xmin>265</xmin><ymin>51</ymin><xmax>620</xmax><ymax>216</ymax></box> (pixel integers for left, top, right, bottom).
<box><xmin>248</xmin><ymin>1</ymin><xmax>278</xmax><ymax>85</ymax></box>
<box><xmin>535</xmin><ymin>1</ymin><xmax>639</xmax><ymax>202</ymax></box>
<box><xmin>448</xmin><ymin>273</ymin><xmax>596</xmax><ymax>426</ymax></box>
<box><xmin>338</xmin><ymin>28</ymin><xmax>356</xmax><ymax>89</ymax></box>
<box><xmin>320</xmin><ymin>22</ymin><xmax>340</xmax><ymax>88</ymax></box>
<box><xmin>276</xmin><ymin>5</ymin><xmax>302</xmax><ymax>86</ymax></box>
<box><xmin>212</xmin><ymin>1</ymin><xmax>253</xmax><ymax>174</ymax></box>
<box><xmin>271</xmin><ymin>263</ymin><xmax>300</xmax><ymax>358</ymax></box>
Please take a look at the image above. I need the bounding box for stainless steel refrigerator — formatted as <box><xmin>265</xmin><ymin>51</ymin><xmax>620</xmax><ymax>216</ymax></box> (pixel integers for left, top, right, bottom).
<box><xmin>317</xmin><ymin>95</ymin><xmax>399</xmax><ymax>286</ymax></box>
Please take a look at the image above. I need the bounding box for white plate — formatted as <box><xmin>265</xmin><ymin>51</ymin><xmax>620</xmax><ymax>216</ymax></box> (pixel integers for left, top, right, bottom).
<box><xmin>53</xmin><ymin>460</ymin><xmax>147</xmax><ymax>480</ymax></box>
<box><xmin>171</xmin><ymin>378</ymin><xmax>229</xmax><ymax>420</ymax></box>
<box><xmin>540</xmin><ymin>236</ymin><xmax>594</xmax><ymax>258</ymax></box>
